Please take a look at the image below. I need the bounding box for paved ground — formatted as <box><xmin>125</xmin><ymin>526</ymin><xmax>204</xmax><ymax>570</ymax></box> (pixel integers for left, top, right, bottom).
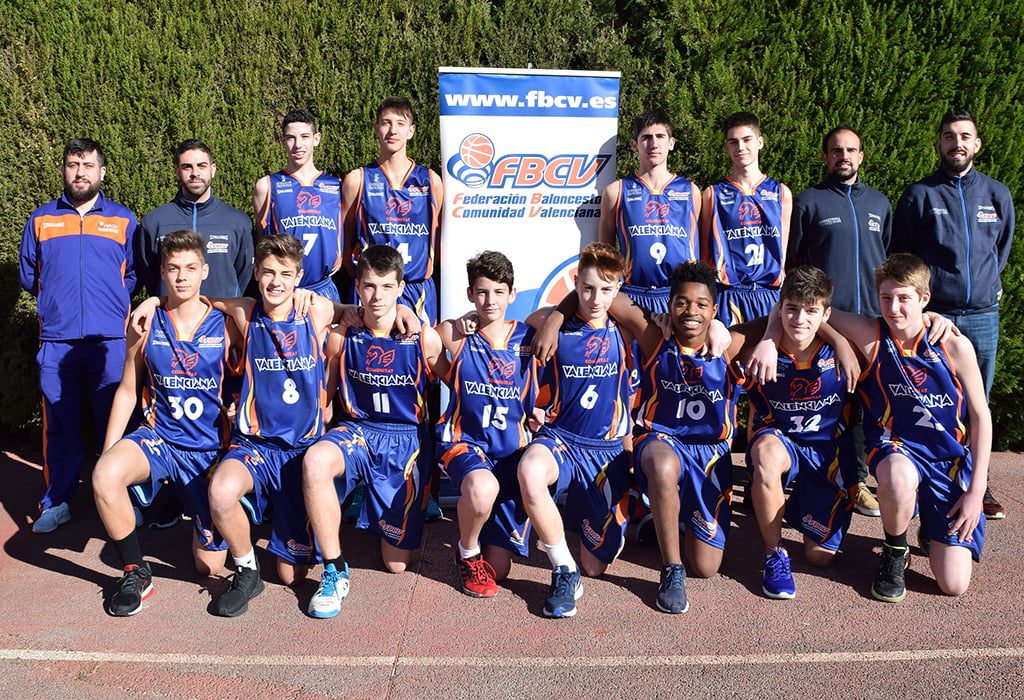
<box><xmin>1</xmin><ymin>438</ymin><xmax>1021</xmax><ymax>699</ymax></box>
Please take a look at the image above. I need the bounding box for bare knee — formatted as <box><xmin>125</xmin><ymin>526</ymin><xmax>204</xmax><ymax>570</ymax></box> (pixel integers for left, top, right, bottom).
<box><xmin>277</xmin><ymin>560</ymin><xmax>311</xmax><ymax>586</ymax></box>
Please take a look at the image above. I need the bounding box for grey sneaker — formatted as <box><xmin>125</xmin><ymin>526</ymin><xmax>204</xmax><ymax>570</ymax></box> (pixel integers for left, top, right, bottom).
<box><xmin>33</xmin><ymin>503</ymin><xmax>71</xmax><ymax>533</ymax></box>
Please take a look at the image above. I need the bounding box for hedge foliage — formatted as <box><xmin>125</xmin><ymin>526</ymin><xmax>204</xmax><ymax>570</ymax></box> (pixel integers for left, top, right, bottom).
<box><xmin>2</xmin><ymin>0</ymin><xmax>1022</xmax><ymax>447</ymax></box>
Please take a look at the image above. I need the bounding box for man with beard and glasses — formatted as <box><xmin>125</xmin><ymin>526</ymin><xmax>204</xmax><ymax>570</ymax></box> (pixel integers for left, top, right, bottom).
<box><xmin>138</xmin><ymin>139</ymin><xmax>254</xmax><ymax>299</ymax></box>
<box><xmin>20</xmin><ymin>138</ymin><xmax>138</xmax><ymax>533</ymax></box>
<box><xmin>787</xmin><ymin>124</ymin><xmax>892</xmax><ymax>519</ymax></box>
<box><xmin>891</xmin><ymin>110</ymin><xmax>1015</xmax><ymax>519</ymax></box>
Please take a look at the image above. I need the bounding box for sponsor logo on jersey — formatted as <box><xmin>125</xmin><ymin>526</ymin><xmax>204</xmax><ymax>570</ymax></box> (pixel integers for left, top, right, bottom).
<box><xmin>580</xmin><ymin>518</ymin><xmax>603</xmax><ymax>546</ymax></box>
<box><xmin>278</xmin><ymin>214</ymin><xmax>338</xmax><ymax>230</ymax></box>
<box><xmin>789</xmin><ymin>377</ymin><xmax>823</xmax><ymax>400</ymax></box>
<box><xmin>562</xmin><ymin>362</ymin><xmax>618</xmax><ymax>379</ymax></box>
<box><xmin>738</xmin><ymin>201</ymin><xmax>762</xmax><ymax>226</ymax></box>
<box><xmin>378</xmin><ymin>520</ymin><xmax>405</xmax><ymax>538</ymax></box>
<box><xmin>253</xmin><ymin>354</ymin><xmax>317</xmax><ymax>372</ymax></box>
<box><xmin>366</xmin><ymin>345</ymin><xmax>397</xmax><ymax>369</ymax></box>
<box><xmin>464</xmin><ymin>380</ymin><xmax>521</xmax><ymax>400</ymax></box>
<box><xmin>447</xmin><ymin>132</ymin><xmax>611</xmax><ymax>189</ymax></box>
<box><xmin>666</xmin><ymin>189</ymin><xmax>691</xmax><ymax>201</ymax></box>
<box><xmin>170</xmin><ymin>351</ymin><xmax>200</xmax><ymax>373</ymax></box>
<box><xmin>802</xmin><ymin>513</ymin><xmax>829</xmax><ymax>538</ymax></box>
<box><xmin>385</xmin><ymin>197</ymin><xmax>414</xmax><ymax>219</ymax></box>
<box><xmin>757</xmin><ymin>189</ymin><xmax>780</xmax><ymax>202</ymax></box>
<box><xmin>888</xmin><ymin>383</ymin><xmax>953</xmax><ymax>407</ymax></box>
<box><xmin>296</xmin><ymin>192</ymin><xmax>322</xmax><ymax>209</ymax></box>
<box><xmin>768</xmin><ymin>394</ymin><xmax>841</xmax><ymax>413</ymax></box>
<box><xmin>659</xmin><ymin>378</ymin><xmax>723</xmax><ymax>402</ymax></box>
<box><xmin>818</xmin><ymin>216</ymin><xmax>842</xmax><ymax>227</ymax></box>
<box><xmin>271</xmin><ymin>330</ymin><xmax>298</xmax><ymax>352</ymax></box>
<box><xmin>977</xmin><ymin>206</ymin><xmax>998</xmax><ymax>222</ymax></box>
<box><xmin>197</xmin><ymin>335</ymin><xmax>225</xmax><ymax>347</ymax></box>
<box><xmin>488</xmin><ymin>357</ymin><xmax>517</xmax><ymax>380</ymax></box>
<box><xmin>584</xmin><ymin>336</ymin><xmax>610</xmax><ymax>361</ymax></box>
<box><xmin>929</xmin><ymin>207</ymin><xmax>949</xmax><ymax>216</ymax></box>
<box><xmin>41</xmin><ymin>221</ymin><xmax>65</xmax><ymax>229</ymax></box>
<box><xmin>644</xmin><ymin>201</ymin><xmax>671</xmax><ymax>220</ymax></box>
<box><xmin>152</xmin><ymin>372</ymin><xmax>219</xmax><ymax>391</ymax></box>
<box><xmin>689</xmin><ymin>509</ymin><xmax>717</xmax><ymax>539</ymax></box>
<box><xmin>286</xmin><ymin>539</ymin><xmax>313</xmax><ymax>558</ymax></box>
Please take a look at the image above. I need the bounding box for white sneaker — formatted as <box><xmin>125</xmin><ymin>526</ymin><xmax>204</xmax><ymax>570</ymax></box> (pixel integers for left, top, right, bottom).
<box><xmin>308</xmin><ymin>563</ymin><xmax>350</xmax><ymax>618</ymax></box>
<box><xmin>33</xmin><ymin>502</ymin><xmax>71</xmax><ymax>533</ymax></box>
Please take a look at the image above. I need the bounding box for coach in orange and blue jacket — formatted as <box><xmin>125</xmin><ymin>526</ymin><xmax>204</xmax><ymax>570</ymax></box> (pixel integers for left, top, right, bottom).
<box><xmin>19</xmin><ymin>138</ymin><xmax>138</xmax><ymax>534</ymax></box>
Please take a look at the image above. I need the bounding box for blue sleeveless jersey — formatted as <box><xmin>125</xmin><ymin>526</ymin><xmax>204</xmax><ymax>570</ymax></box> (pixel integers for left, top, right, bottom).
<box><xmin>237</xmin><ymin>304</ymin><xmax>325</xmax><ymax>446</ymax></box>
<box><xmin>537</xmin><ymin>315</ymin><xmax>631</xmax><ymax>440</ymax></box>
<box><xmin>634</xmin><ymin>338</ymin><xmax>740</xmax><ymax>443</ymax></box>
<box><xmin>260</xmin><ymin>170</ymin><xmax>343</xmax><ymax>286</ymax></box>
<box><xmin>859</xmin><ymin>320</ymin><xmax>969</xmax><ymax>464</ymax></box>
<box><xmin>141</xmin><ymin>302</ymin><xmax>231</xmax><ymax>450</ymax></box>
<box><xmin>354</xmin><ymin>161</ymin><xmax>437</xmax><ymax>282</ymax></box>
<box><xmin>616</xmin><ymin>174</ymin><xmax>699</xmax><ymax>288</ymax></box>
<box><xmin>747</xmin><ymin>341</ymin><xmax>849</xmax><ymax>442</ymax></box>
<box><xmin>336</xmin><ymin>324</ymin><xmax>434</xmax><ymax>425</ymax></box>
<box><xmin>437</xmin><ymin>321</ymin><xmax>536</xmax><ymax>457</ymax></box>
<box><xmin>707</xmin><ymin>176</ymin><xmax>785</xmax><ymax>287</ymax></box>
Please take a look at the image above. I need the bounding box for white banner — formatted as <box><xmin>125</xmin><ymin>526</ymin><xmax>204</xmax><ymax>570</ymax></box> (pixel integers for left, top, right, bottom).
<box><xmin>438</xmin><ymin>67</ymin><xmax>621</xmax><ymax>321</ymax></box>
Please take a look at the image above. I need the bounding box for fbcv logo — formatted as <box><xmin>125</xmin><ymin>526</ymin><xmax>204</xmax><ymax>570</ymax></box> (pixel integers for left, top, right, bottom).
<box><xmin>448</xmin><ymin>133</ymin><xmax>610</xmax><ymax>189</ymax></box>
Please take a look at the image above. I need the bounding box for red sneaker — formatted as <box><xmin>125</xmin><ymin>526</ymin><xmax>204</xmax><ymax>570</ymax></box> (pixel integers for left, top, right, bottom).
<box><xmin>456</xmin><ymin>553</ymin><xmax>498</xmax><ymax>598</ymax></box>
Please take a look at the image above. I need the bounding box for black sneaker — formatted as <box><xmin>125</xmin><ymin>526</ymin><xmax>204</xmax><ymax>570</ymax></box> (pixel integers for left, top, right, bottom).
<box><xmin>656</xmin><ymin>563</ymin><xmax>689</xmax><ymax>613</ymax></box>
<box><xmin>215</xmin><ymin>565</ymin><xmax>265</xmax><ymax>617</ymax></box>
<box><xmin>107</xmin><ymin>563</ymin><xmax>154</xmax><ymax>617</ymax></box>
<box><xmin>871</xmin><ymin>545</ymin><xmax>909</xmax><ymax>603</ymax></box>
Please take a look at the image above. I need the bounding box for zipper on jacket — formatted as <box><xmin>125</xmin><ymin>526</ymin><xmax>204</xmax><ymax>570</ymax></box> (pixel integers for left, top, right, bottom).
<box><xmin>844</xmin><ymin>184</ymin><xmax>861</xmax><ymax>313</ymax></box>
<box><xmin>955</xmin><ymin>177</ymin><xmax>972</xmax><ymax>308</ymax></box>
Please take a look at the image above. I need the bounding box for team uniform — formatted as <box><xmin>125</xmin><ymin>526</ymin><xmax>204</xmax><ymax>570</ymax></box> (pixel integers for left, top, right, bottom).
<box><xmin>350</xmin><ymin>161</ymin><xmax>439</xmax><ymax>323</ymax></box>
<box><xmin>125</xmin><ymin>303</ymin><xmax>233</xmax><ymax>550</ymax></box>
<box><xmin>746</xmin><ymin>341</ymin><xmax>856</xmax><ymax>551</ymax></box>
<box><xmin>437</xmin><ymin>321</ymin><xmax>537</xmax><ymax>556</ymax></box>
<box><xmin>615</xmin><ymin>174</ymin><xmax>700</xmax><ymax>312</ymax></box>
<box><xmin>706</xmin><ymin>177</ymin><xmax>785</xmax><ymax>325</ymax></box>
<box><xmin>19</xmin><ymin>190</ymin><xmax>136</xmax><ymax>512</ymax></box>
<box><xmin>226</xmin><ymin>304</ymin><xmax>326</xmax><ymax>565</ymax></box>
<box><xmin>859</xmin><ymin>320</ymin><xmax>985</xmax><ymax>560</ymax></box>
<box><xmin>532</xmin><ymin>314</ymin><xmax>633</xmax><ymax>564</ymax></box>
<box><xmin>317</xmin><ymin>324</ymin><xmax>437</xmax><ymax>550</ymax></box>
<box><xmin>632</xmin><ymin>338</ymin><xmax>742</xmax><ymax>550</ymax></box>
<box><xmin>259</xmin><ymin>171</ymin><xmax>343</xmax><ymax>302</ymax></box>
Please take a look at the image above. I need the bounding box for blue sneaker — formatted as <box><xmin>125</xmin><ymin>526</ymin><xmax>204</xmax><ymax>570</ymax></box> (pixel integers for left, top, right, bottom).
<box><xmin>762</xmin><ymin>547</ymin><xmax>796</xmax><ymax>599</ymax></box>
<box><xmin>543</xmin><ymin>566</ymin><xmax>582</xmax><ymax>618</ymax></box>
<box><xmin>308</xmin><ymin>563</ymin><xmax>351</xmax><ymax>618</ymax></box>
<box><xmin>33</xmin><ymin>502</ymin><xmax>71</xmax><ymax>534</ymax></box>
<box><xmin>656</xmin><ymin>563</ymin><xmax>689</xmax><ymax>613</ymax></box>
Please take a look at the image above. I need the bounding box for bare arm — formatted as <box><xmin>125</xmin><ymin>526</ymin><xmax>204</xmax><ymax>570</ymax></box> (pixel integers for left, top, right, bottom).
<box><xmin>779</xmin><ymin>183</ymin><xmax>793</xmax><ymax>269</ymax></box>
<box><xmin>422</xmin><ymin>325</ymin><xmax>449</xmax><ymax>382</ymax></box>
<box><xmin>252</xmin><ymin>175</ymin><xmax>271</xmax><ymax>235</ymax></box>
<box><xmin>103</xmin><ymin>328</ymin><xmax>146</xmax><ymax>452</ymax></box>
<box><xmin>596</xmin><ymin>180</ymin><xmax>620</xmax><ymax>247</ymax></box>
<box><xmin>341</xmin><ymin>168</ymin><xmax>362</xmax><ymax>279</ymax></box>
<box><xmin>698</xmin><ymin>186</ymin><xmax>716</xmax><ymax>264</ymax></box>
<box><xmin>944</xmin><ymin>336</ymin><xmax>991</xmax><ymax>542</ymax></box>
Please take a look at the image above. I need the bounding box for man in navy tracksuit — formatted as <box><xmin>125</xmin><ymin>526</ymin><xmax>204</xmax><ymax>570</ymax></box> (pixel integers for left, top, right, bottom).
<box><xmin>19</xmin><ymin>139</ymin><xmax>138</xmax><ymax>533</ymax></box>
<box><xmin>891</xmin><ymin>109</ymin><xmax>1015</xmax><ymax>519</ymax></box>
<box><xmin>788</xmin><ymin>124</ymin><xmax>892</xmax><ymax>517</ymax></box>
<box><xmin>137</xmin><ymin>139</ymin><xmax>254</xmax><ymax>298</ymax></box>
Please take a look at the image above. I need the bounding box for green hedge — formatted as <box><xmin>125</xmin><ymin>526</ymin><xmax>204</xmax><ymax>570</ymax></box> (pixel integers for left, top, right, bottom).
<box><xmin>2</xmin><ymin>0</ymin><xmax>1022</xmax><ymax>447</ymax></box>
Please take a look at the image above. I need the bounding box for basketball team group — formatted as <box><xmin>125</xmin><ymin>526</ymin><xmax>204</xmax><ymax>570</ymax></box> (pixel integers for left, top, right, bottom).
<box><xmin>18</xmin><ymin>96</ymin><xmax>1014</xmax><ymax>619</ymax></box>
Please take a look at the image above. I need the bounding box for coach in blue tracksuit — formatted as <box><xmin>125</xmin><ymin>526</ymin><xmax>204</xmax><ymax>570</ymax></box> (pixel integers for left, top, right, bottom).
<box><xmin>788</xmin><ymin>124</ymin><xmax>892</xmax><ymax>516</ymax></box>
<box><xmin>891</xmin><ymin>109</ymin><xmax>1015</xmax><ymax>519</ymax></box>
<box><xmin>137</xmin><ymin>139</ymin><xmax>254</xmax><ymax>298</ymax></box>
<box><xmin>19</xmin><ymin>139</ymin><xmax>137</xmax><ymax>533</ymax></box>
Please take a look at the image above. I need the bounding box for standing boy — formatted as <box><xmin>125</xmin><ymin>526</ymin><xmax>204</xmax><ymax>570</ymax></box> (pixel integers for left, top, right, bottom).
<box><xmin>436</xmin><ymin>251</ymin><xmax>537</xmax><ymax>597</ymax></box>
<box><xmin>745</xmin><ymin>266</ymin><xmax>857</xmax><ymax>600</ymax></box>
<box><xmin>302</xmin><ymin>245</ymin><xmax>444</xmax><ymax>618</ymax></box>
<box><xmin>827</xmin><ymin>253</ymin><xmax>991</xmax><ymax>601</ymax></box>
<box><xmin>93</xmin><ymin>230</ymin><xmax>235</xmax><ymax>616</ymax></box>
<box><xmin>517</xmin><ymin>242</ymin><xmax>633</xmax><ymax>619</ymax></box>
<box><xmin>598</xmin><ymin>110</ymin><xmax>701</xmax><ymax>313</ymax></box>
<box><xmin>343</xmin><ymin>97</ymin><xmax>443</xmax><ymax>323</ymax></box>
<box><xmin>254</xmin><ymin>110</ymin><xmax>344</xmax><ymax>301</ymax></box>
<box><xmin>701</xmin><ymin>112</ymin><xmax>792</xmax><ymax>326</ymax></box>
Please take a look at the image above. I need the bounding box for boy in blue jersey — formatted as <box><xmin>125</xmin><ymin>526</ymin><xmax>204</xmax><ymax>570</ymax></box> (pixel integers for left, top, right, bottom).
<box><xmin>824</xmin><ymin>254</ymin><xmax>990</xmax><ymax>602</ymax></box>
<box><xmin>94</xmin><ymin>230</ymin><xmax>236</xmax><ymax>616</ymax></box>
<box><xmin>253</xmin><ymin>109</ymin><xmax>344</xmax><ymax>302</ymax></box>
<box><xmin>436</xmin><ymin>251</ymin><xmax>537</xmax><ymax>598</ymax></box>
<box><xmin>302</xmin><ymin>244</ymin><xmax>446</xmax><ymax>618</ymax></box>
<box><xmin>342</xmin><ymin>97</ymin><xmax>444</xmax><ymax>324</ymax></box>
<box><xmin>598</xmin><ymin>110</ymin><xmax>702</xmax><ymax>313</ymax></box>
<box><xmin>701</xmin><ymin>112</ymin><xmax>792</xmax><ymax>326</ymax></box>
<box><xmin>517</xmin><ymin>243</ymin><xmax>634</xmax><ymax>619</ymax></box>
<box><xmin>746</xmin><ymin>266</ymin><xmax>858</xmax><ymax>600</ymax></box>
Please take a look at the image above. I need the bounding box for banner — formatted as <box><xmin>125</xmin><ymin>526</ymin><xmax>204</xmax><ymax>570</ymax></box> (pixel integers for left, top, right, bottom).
<box><xmin>438</xmin><ymin>67</ymin><xmax>620</xmax><ymax>322</ymax></box>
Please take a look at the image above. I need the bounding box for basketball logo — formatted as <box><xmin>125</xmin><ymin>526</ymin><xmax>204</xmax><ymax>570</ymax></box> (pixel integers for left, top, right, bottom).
<box><xmin>447</xmin><ymin>133</ymin><xmax>496</xmax><ymax>189</ymax></box>
<box><xmin>460</xmin><ymin>133</ymin><xmax>494</xmax><ymax>168</ymax></box>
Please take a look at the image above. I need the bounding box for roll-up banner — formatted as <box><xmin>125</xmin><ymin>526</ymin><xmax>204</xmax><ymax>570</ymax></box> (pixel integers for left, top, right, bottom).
<box><xmin>438</xmin><ymin>67</ymin><xmax>621</xmax><ymax>322</ymax></box>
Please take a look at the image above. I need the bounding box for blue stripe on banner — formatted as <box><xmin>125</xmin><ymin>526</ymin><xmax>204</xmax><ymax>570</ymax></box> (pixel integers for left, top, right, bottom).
<box><xmin>440</xmin><ymin>73</ymin><xmax>619</xmax><ymax>118</ymax></box>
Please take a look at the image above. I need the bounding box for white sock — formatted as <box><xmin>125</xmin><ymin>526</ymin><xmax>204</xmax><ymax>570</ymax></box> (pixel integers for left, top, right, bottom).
<box><xmin>541</xmin><ymin>538</ymin><xmax>577</xmax><ymax>572</ymax></box>
<box><xmin>233</xmin><ymin>549</ymin><xmax>257</xmax><ymax>571</ymax></box>
<box><xmin>458</xmin><ymin>541</ymin><xmax>481</xmax><ymax>560</ymax></box>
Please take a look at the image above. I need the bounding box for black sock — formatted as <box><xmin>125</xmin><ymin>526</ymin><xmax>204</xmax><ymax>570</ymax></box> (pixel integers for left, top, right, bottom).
<box><xmin>114</xmin><ymin>532</ymin><xmax>144</xmax><ymax>569</ymax></box>
<box><xmin>325</xmin><ymin>556</ymin><xmax>346</xmax><ymax>571</ymax></box>
<box><xmin>883</xmin><ymin>530</ymin><xmax>908</xmax><ymax>551</ymax></box>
